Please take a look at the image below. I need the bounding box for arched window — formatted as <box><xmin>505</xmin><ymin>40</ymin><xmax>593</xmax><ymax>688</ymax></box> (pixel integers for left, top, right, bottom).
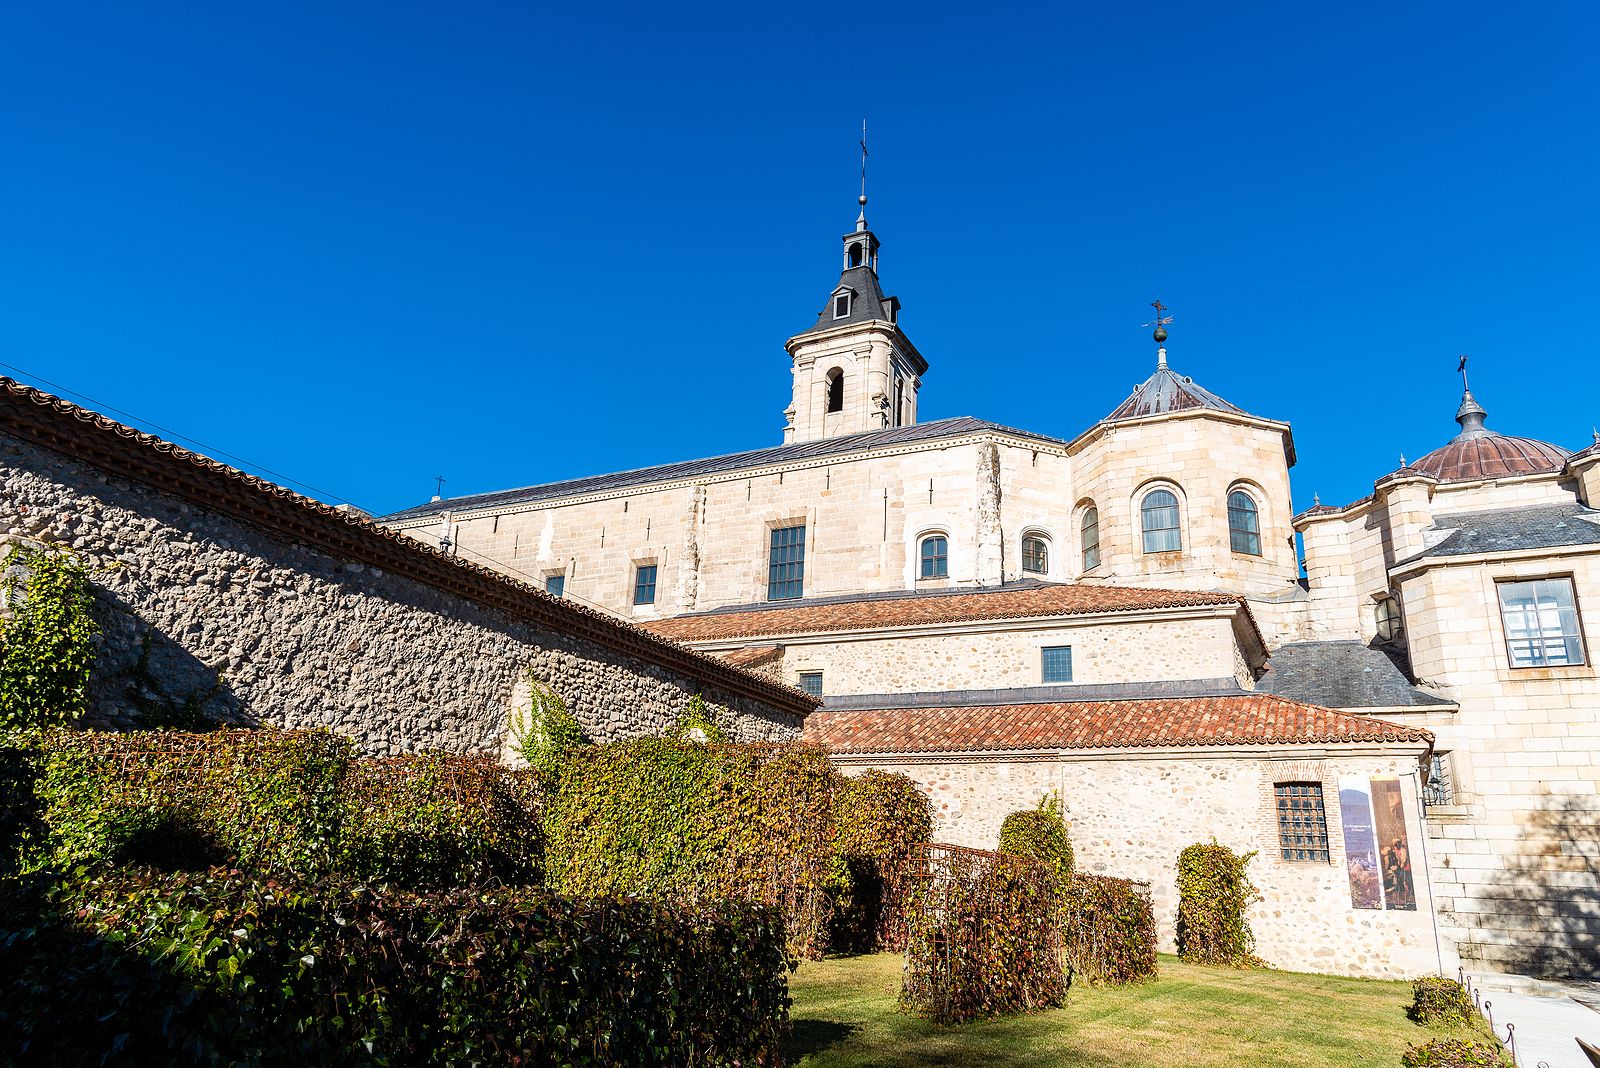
<box><xmin>1022</xmin><ymin>535</ymin><xmax>1049</xmax><ymax>575</ymax></box>
<box><xmin>1141</xmin><ymin>489</ymin><xmax>1181</xmax><ymax>553</ymax></box>
<box><xmin>919</xmin><ymin>534</ymin><xmax>948</xmax><ymax>579</ymax></box>
<box><xmin>1228</xmin><ymin>490</ymin><xmax>1262</xmax><ymax>556</ymax></box>
<box><xmin>848</xmin><ymin>242</ymin><xmax>864</xmax><ymax>268</ymax></box>
<box><xmin>1081</xmin><ymin>506</ymin><xmax>1100</xmax><ymax>570</ymax></box>
<box><xmin>826</xmin><ymin>369</ymin><xmax>844</xmax><ymax>413</ymax></box>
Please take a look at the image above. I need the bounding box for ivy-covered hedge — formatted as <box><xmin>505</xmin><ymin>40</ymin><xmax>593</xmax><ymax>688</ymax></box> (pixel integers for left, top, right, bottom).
<box><xmin>829</xmin><ymin>769</ymin><xmax>933</xmax><ymax>953</ymax></box>
<box><xmin>1408</xmin><ymin>977</ymin><xmax>1475</xmax><ymax>1027</ymax></box>
<box><xmin>29</xmin><ymin>729</ymin><xmax>351</xmax><ymax>879</ymax></box>
<box><xmin>996</xmin><ymin>793</ymin><xmax>1074</xmax><ymax>887</ymax></box>
<box><xmin>1</xmin><ymin>867</ymin><xmax>790</xmax><ymax>1066</ymax></box>
<box><xmin>544</xmin><ymin>738</ymin><xmax>840</xmax><ymax>957</ymax></box>
<box><xmin>900</xmin><ymin>843</ymin><xmax>1066</xmax><ymax>1023</ymax></box>
<box><xmin>1061</xmin><ymin>874</ymin><xmax>1158</xmax><ymax>985</ymax></box>
<box><xmin>1176</xmin><ymin>841</ymin><xmax>1261</xmax><ymax>967</ymax></box>
<box><xmin>0</xmin><ymin>545</ymin><xmax>100</xmax><ymax>732</ymax></box>
<box><xmin>337</xmin><ymin>754</ymin><xmax>544</xmax><ymax>890</ymax></box>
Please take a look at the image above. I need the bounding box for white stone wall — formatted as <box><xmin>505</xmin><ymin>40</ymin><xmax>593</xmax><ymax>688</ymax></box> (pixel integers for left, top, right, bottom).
<box><xmin>839</xmin><ymin>749</ymin><xmax>1444</xmax><ymax>979</ymax></box>
<box><xmin>0</xmin><ymin>434</ymin><xmax>803</xmax><ymax>754</ymax></box>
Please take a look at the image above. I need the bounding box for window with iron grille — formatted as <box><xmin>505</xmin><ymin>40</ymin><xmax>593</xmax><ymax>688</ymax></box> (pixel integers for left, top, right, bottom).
<box><xmin>920</xmin><ymin>534</ymin><xmax>948</xmax><ymax>579</ymax></box>
<box><xmin>768</xmin><ymin>524</ymin><xmax>806</xmax><ymax>601</ymax></box>
<box><xmin>545</xmin><ymin>573</ymin><xmax>565</xmax><ymax>598</ymax></box>
<box><xmin>1423</xmin><ymin>753</ymin><xmax>1455</xmax><ymax>807</ymax></box>
<box><xmin>1228</xmin><ymin>490</ymin><xmax>1262</xmax><ymax>556</ymax></box>
<box><xmin>633</xmin><ymin>563</ymin><xmax>657</xmax><ymax>606</ymax></box>
<box><xmin>1497</xmin><ymin>577</ymin><xmax>1586</xmax><ymax>668</ymax></box>
<box><xmin>1022</xmin><ymin>535</ymin><xmax>1049</xmax><ymax>575</ymax></box>
<box><xmin>1273</xmin><ymin>782</ymin><xmax>1330</xmax><ymax>861</ymax></box>
<box><xmin>798</xmin><ymin>671</ymin><xmax>823</xmax><ymax>698</ymax></box>
<box><xmin>1041</xmin><ymin>645</ymin><xmax>1073</xmax><ymax>684</ymax></box>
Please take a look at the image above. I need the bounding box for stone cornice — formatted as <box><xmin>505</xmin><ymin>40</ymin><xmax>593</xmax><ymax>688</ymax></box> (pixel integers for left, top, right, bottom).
<box><xmin>1065</xmin><ymin>408</ymin><xmax>1298</xmax><ymax>467</ymax></box>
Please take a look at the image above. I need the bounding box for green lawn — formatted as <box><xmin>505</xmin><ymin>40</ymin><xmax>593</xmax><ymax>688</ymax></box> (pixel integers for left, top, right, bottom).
<box><xmin>785</xmin><ymin>953</ymin><xmax>1497</xmax><ymax>1067</ymax></box>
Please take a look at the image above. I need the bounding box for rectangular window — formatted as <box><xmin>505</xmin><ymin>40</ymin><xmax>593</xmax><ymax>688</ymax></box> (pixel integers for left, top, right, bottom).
<box><xmin>768</xmin><ymin>523</ymin><xmax>806</xmax><ymax>601</ymax></box>
<box><xmin>1041</xmin><ymin>645</ymin><xmax>1073</xmax><ymax>683</ymax></box>
<box><xmin>545</xmin><ymin>573</ymin><xmax>565</xmax><ymax>598</ymax></box>
<box><xmin>1498</xmin><ymin>577</ymin><xmax>1586</xmax><ymax>668</ymax></box>
<box><xmin>798</xmin><ymin>671</ymin><xmax>823</xmax><ymax>698</ymax></box>
<box><xmin>833</xmin><ymin>293</ymin><xmax>850</xmax><ymax>318</ymax></box>
<box><xmin>633</xmin><ymin>563</ymin><xmax>658</xmax><ymax>606</ymax></box>
<box><xmin>1423</xmin><ymin>753</ymin><xmax>1455</xmax><ymax>808</ymax></box>
<box><xmin>1274</xmin><ymin>782</ymin><xmax>1331</xmax><ymax>861</ymax></box>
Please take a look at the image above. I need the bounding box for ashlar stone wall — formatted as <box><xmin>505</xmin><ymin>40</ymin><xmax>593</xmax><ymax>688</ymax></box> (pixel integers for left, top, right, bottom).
<box><xmin>0</xmin><ymin>432</ymin><xmax>804</xmax><ymax>754</ymax></box>
<box><xmin>836</xmin><ymin>749</ymin><xmax>1444</xmax><ymax>979</ymax></box>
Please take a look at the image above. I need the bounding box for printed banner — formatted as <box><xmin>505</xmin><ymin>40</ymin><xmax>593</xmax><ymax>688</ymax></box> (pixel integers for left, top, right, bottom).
<box><xmin>1371</xmin><ymin>777</ymin><xmax>1417</xmax><ymax>911</ymax></box>
<box><xmin>1338</xmin><ymin>777</ymin><xmax>1383</xmax><ymax>910</ymax></box>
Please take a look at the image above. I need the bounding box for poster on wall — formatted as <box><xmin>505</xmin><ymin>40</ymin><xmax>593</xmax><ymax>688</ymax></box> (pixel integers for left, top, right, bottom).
<box><xmin>1338</xmin><ymin>777</ymin><xmax>1383</xmax><ymax>909</ymax></box>
<box><xmin>1371</xmin><ymin>777</ymin><xmax>1417</xmax><ymax>911</ymax></box>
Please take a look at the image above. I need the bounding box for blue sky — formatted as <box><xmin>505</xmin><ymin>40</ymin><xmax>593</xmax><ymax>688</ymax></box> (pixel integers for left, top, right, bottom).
<box><xmin>3</xmin><ymin>3</ymin><xmax>1596</xmax><ymax>517</ymax></box>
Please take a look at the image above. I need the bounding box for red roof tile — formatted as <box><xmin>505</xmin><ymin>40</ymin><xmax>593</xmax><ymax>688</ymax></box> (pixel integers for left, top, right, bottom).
<box><xmin>718</xmin><ymin>645</ymin><xmax>784</xmax><ymax>669</ymax></box>
<box><xmin>647</xmin><ymin>583</ymin><xmax>1243</xmax><ymax>643</ymax></box>
<box><xmin>802</xmin><ymin>695</ymin><xmax>1433</xmax><ymax>753</ymax></box>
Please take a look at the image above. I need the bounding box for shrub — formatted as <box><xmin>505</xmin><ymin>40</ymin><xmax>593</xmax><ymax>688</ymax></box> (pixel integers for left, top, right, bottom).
<box><xmin>336</xmin><ymin>754</ymin><xmax>543</xmax><ymax>890</ymax></box>
<box><xmin>996</xmin><ymin>791</ymin><xmax>1074</xmax><ymax>887</ymax></box>
<box><xmin>2</xmin><ymin>867</ymin><xmax>790</xmax><ymax>1066</ymax></box>
<box><xmin>830</xmin><ymin>769</ymin><xmax>933</xmax><ymax>952</ymax></box>
<box><xmin>1409</xmin><ymin>976</ymin><xmax>1476</xmax><ymax>1026</ymax></box>
<box><xmin>30</xmin><ymin>729</ymin><xmax>351</xmax><ymax>879</ymax></box>
<box><xmin>1176</xmin><ymin>840</ymin><xmax>1261</xmax><ymax>967</ymax></box>
<box><xmin>669</xmin><ymin>694</ymin><xmax>728</xmax><ymax>743</ymax></box>
<box><xmin>1061</xmin><ymin>873</ymin><xmax>1158</xmax><ymax>985</ymax></box>
<box><xmin>544</xmin><ymin>738</ymin><xmax>839</xmax><ymax>957</ymax></box>
<box><xmin>1400</xmin><ymin>1037</ymin><xmax>1511</xmax><ymax>1068</ymax></box>
<box><xmin>0</xmin><ymin>545</ymin><xmax>100</xmax><ymax>732</ymax></box>
<box><xmin>900</xmin><ymin>843</ymin><xmax>1066</xmax><ymax>1023</ymax></box>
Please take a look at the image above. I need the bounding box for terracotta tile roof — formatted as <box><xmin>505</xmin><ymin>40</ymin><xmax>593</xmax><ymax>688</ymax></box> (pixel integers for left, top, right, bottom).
<box><xmin>0</xmin><ymin>376</ymin><xmax>816</xmax><ymax>719</ymax></box>
<box><xmin>802</xmin><ymin>694</ymin><xmax>1433</xmax><ymax>754</ymax></box>
<box><xmin>717</xmin><ymin>645</ymin><xmax>784</xmax><ymax>669</ymax></box>
<box><xmin>646</xmin><ymin>582</ymin><xmax>1245</xmax><ymax>643</ymax></box>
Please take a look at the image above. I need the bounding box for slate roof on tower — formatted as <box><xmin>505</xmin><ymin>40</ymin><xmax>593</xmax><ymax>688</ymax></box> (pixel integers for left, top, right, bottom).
<box><xmin>799</xmin><ymin>264</ymin><xmax>899</xmax><ymax>334</ymax></box>
<box><xmin>1104</xmin><ymin>362</ymin><xmax>1248</xmax><ymax>422</ymax></box>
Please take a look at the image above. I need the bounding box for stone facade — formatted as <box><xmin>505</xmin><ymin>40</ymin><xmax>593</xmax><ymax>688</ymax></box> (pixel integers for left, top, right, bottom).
<box><xmin>0</xmin><ymin>426</ymin><xmax>807</xmax><ymax>754</ymax></box>
<box><xmin>833</xmin><ymin>749</ymin><xmax>1443</xmax><ymax>980</ymax></box>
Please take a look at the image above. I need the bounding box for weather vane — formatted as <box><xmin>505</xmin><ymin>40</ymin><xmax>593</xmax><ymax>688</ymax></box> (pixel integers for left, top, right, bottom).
<box><xmin>859</xmin><ymin>120</ymin><xmax>869</xmax><ymax>206</ymax></box>
<box><xmin>1142</xmin><ymin>300</ymin><xmax>1173</xmax><ymax>345</ymax></box>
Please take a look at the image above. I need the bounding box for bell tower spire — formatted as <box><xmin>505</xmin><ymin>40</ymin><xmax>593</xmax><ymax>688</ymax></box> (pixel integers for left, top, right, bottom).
<box><xmin>782</xmin><ymin>129</ymin><xmax>927</xmax><ymax>444</ymax></box>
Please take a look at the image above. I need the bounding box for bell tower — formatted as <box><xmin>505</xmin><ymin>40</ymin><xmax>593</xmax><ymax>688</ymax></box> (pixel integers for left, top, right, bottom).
<box><xmin>782</xmin><ymin>159</ymin><xmax>927</xmax><ymax>443</ymax></box>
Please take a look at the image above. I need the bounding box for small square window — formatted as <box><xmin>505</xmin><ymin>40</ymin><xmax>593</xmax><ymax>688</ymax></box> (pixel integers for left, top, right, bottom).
<box><xmin>633</xmin><ymin>563</ymin><xmax>658</xmax><ymax>606</ymax></box>
<box><xmin>1041</xmin><ymin>646</ymin><xmax>1073</xmax><ymax>684</ymax></box>
<box><xmin>545</xmin><ymin>573</ymin><xmax>565</xmax><ymax>598</ymax></box>
<box><xmin>1274</xmin><ymin>782</ymin><xmax>1330</xmax><ymax>861</ymax></box>
<box><xmin>833</xmin><ymin>293</ymin><xmax>850</xmax><ymax>319</ymax></box>
<box><xmin>1497</xmin><ymin>577</ymin><xmax>1586</xmax><ymax>668</ymax></box>
<box><xmin>798</xmin><ymin>671</ymin><xmax>823</xmax><ymax>698</ymax></box>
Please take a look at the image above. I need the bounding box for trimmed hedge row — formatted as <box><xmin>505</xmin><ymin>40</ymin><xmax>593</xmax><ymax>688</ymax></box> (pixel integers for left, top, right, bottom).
<box><xmin>15</xmin><ymin>731</ymin><xmax>544</xmax><ymax>891</ymax></box>
<box><xmin>1</xmin><ymin>868</ymin><xmax>790</xmax><ymax>1066</ymax></box>
<box><xmin>1176</xmin><ymin>841</ymin><xmax>1261</xmax><ymax>967</ymax></box>
<box><xmin>830</xmin><ymin>769</ymin><xmax>934</xmax><ymax>953</ymax></box>
<box><xmin>900</xmin><ymin>843</ymin><xmax>1066</xmax><ymax>1023</ymax></box>
<box><xmin>1061</xmin><ymin>874</ymin><xmax>1158</xmax><ymax>985</ymax></box>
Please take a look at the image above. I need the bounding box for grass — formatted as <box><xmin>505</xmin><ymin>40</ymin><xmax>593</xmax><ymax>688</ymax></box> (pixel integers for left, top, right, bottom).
<box><xmin>785</xmin><ymin>953</ymin><xmax>1500</xmax><ymax>1067</ymax></box>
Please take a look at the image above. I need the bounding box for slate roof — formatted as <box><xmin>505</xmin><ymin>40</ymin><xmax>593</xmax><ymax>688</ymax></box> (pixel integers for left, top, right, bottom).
<box><xmin>803</xmin><ymin>694</ymin><xmax>1434</xmax><ymax>754</ymax></box>
<box><xmin>1256</xmin><ymin>641</ymin><xmax>1454</xmax><ymax>709</ymax></box>
<box><xmin>380</xmin><ymin>416</ymin><xmax>1065</xmax><ymax>521</ymax></box>
<box><xmin>0</xmin><ymin>376</ymin><xmax>817</xmax><ymax>719</ymax></box>
<box><xmin>1104</xmin><ymin>363</ymin><xmax>1248</xmax><ymax>422</ymax></box>
<box><xmin>645</xmin><ymin>581</ymin><xmax>1246</xmax><ymax>643</ymax></box>
<box><xmin>799</xmin><ymin>265</ymin><xmax>898</xmax><ymax>335</ymax></box>
<box><xmin>1407</xmin><ymin>503</ymin><xmax>1600</xmax><ymax>560</ymax></box>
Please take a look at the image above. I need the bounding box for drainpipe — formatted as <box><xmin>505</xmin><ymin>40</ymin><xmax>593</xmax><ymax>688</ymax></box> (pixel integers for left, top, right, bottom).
<box><xmin>1410</xmin><ymin>762</ymin><xmax>1448</xmax><ymax>975</ymax></box>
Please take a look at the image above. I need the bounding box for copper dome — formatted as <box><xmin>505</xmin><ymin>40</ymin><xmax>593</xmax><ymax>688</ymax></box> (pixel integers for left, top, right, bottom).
<box><xmin>1408</xmin><ymin>389</ymin><xmax>1569</xmax><ymax>483</ymax></box>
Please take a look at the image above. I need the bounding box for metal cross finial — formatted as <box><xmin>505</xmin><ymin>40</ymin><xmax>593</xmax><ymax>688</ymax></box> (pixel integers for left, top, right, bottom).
<box><xmin>859</xmin><ymin>119</ymin><xmax>869</xmax><ymax>203</ymax></box>
<box><xmin>1457</xmin><ymin>354</ymin><xmax>1470</xmax><ymax>392</ymax></box>
<box><xmin>434</xmin><ymin>475</ymin><xmax>446</xmax><ymax>498</ymax></box>
<box><xmin>1142</xmin><ymin>300</ymin><xmax>1174</xmax><ymax>349</ymax></box>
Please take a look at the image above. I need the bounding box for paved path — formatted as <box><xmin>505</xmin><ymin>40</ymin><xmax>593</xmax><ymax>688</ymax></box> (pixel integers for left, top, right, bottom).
<box><xmin>1470</xmin><ymin>975</ymin><xmax>1600</xmax><ymax>1068</ymax></box>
